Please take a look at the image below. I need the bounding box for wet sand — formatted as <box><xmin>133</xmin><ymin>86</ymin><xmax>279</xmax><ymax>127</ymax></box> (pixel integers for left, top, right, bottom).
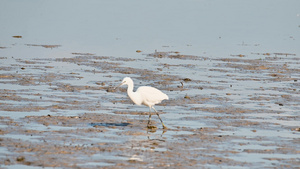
<box><xmin>0</xmin><ymin>51</ymin><xmax>299</xmax><ymax>168</ymax></box>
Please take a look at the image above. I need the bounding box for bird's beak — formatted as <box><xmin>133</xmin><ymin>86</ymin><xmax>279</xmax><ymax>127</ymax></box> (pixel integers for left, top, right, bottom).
<box><xmin>114</xmin><ymin>82</ymin><xmax>124</xmax><ymax>90</ymax></box>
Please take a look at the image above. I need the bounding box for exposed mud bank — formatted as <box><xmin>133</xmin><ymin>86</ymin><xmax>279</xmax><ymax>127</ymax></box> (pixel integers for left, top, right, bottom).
<box><xmin>0</xmin><ymin>51</ymin><xmax>299</xmax><ymax>168</ymax></box>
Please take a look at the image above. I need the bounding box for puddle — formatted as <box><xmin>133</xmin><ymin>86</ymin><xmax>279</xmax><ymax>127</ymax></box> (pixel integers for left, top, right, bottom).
<box><xmin>90</xmin><ymin>122</ymin><xmax>131</xmax><ymax>127</ymax></box>
<box><xmin>3</xmin><ymin>165</ymin><xmax>59</xmax><ymax>169</ymax></box>
<box><xmin>2</xmin><ymin>134</ymin><xmax>43</xmax><ymax>143</ymax></box>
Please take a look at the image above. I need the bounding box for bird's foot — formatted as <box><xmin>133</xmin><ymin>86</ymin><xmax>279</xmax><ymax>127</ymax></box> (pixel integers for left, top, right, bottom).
<box><xmin>147</xmin><ymin>125</ymin><xmax>157</xmax><ymax>129</ymax></box>
<box><xmin>147</xmin><ymin>125</ymin><xmax>157</xmax><ymax>133</ymax></box>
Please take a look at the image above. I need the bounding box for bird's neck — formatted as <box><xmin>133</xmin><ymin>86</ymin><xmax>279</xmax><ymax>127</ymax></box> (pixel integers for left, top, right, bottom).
<box><xmin>127</xmin><ymin>85</ymin><xmax>142</xmax><ymax>105</ymax></box>
<box><xmin>127</xmin><ymin>83</ymin><xmax>134</xmax><ymax>93</ymax></box>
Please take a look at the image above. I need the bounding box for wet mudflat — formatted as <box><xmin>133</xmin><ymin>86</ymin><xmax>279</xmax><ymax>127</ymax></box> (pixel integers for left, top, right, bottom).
<box><xmin>0</xmin><ymin>50</ymin><xmax>299</xmax><ymax>168</ymax></box>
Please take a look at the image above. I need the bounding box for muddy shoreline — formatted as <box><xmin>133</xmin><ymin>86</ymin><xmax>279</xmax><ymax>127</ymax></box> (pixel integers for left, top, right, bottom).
<box><xmin>0</xmin><ymin>51</ymin><xmax>299</xmax><ymax>168</ymax></box>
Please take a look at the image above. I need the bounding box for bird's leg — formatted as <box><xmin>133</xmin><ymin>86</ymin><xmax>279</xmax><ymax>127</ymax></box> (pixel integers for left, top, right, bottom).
<box><xmin>147</xmin><ymin>107</ymin><xmax>152</xmax><ymax>126</ymax></box>
<box><xmin>151</xmin><ymin>106</ymin><xmax>167</xmax><ymax>129</ymax></box>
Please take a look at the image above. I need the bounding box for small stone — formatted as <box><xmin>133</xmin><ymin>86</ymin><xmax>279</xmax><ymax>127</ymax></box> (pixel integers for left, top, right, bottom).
<box><xmin>184</xmin><ymin>95</ymin><xmax>191</xmax><ymax>99</ymax></box>
<box><xmin>183</xmin><ymin>78</ymin><xmax>192</xmax><ymax>82</ymax></box>
<box><xmin>16</xmin><ymin>156</ymin><xmax>25</xmax><ymax>162</ymax></box>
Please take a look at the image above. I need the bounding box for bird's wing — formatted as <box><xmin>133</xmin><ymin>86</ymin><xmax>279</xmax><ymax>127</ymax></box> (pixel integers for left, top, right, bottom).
<box><xmin>137</xmin><ymin>86</ymin><xmax>168</xmax><ymax>106</ymax></box>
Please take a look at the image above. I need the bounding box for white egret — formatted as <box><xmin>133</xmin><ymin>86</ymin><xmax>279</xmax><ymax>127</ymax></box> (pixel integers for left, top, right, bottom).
<box><xmin>116</xmin><ymin>77</ymin><xmax>169</xmax><ymax>129</ymax></box>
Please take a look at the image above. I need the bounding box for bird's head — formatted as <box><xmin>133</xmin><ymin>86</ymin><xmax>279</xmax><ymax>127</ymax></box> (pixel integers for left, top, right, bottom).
<box><xmin>121</xmin><ymin>77</ymin><xmax>132</xmax><ymax>86</ymax></box>
<box><xmin>115</xmin><ymin>77</ymin><xmax>133</xmax><ymax>89</ymax></box>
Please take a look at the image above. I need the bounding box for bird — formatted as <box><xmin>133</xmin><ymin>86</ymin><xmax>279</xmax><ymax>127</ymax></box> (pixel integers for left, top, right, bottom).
<box><xmin>116</xmin><ymin>77</ymin><xmax>169</xmax><ymax>129</ymax></box>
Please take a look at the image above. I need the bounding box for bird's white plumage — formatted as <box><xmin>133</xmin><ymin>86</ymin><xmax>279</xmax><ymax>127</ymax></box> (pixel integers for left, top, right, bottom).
<box><xmin>117</xmin><ymin>77</ymin><xmax>168</xmax><ymax>129</ymax></box>
<box><xmin>119</xmin><ymin>77</ymin><xmax>168</xmax><ymax>107</ymax></box>
<box><xmin>136</xmin><ymin>86</ymin><xmax>169</xmax><ymax>107</ymax></box>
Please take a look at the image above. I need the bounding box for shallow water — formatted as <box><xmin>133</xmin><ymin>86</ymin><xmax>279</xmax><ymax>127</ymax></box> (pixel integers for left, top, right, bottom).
<box><xmin>1</xmin><ymin>0</ymin><xmax>300</xmax><ymax>168</ymax></box>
